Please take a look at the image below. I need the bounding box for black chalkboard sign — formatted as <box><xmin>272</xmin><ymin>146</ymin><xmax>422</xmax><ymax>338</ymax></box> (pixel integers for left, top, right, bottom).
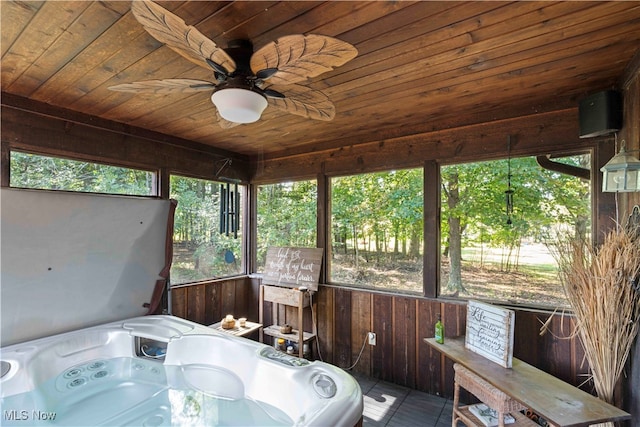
<box><xmin>262</xmin><ymin>247</ymin><xmax>323</xmax><ymax>291</ymax></box>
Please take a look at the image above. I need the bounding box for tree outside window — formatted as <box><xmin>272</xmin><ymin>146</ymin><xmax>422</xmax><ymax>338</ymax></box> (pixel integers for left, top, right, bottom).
<box><xmin>170</xmin><ymin>175</ymin><xmax>244</xmax><ymax>284</ymax></box>
<box><xmin>440</xmin><ymin>154</ymin><xmax>591</xmax><ymax>308</ymax></box>
<box><xmin>330</xmin><ymin>169</ymin><xmax>424</xmax><ymax>293</ymax></box>
<box><xmin>9</xmin><ymin>151</ymin><xmax>155</xmax><ymax>195</ymax></box>
<box><xmin>256</xmin><ymin>180</ymin><xmax>317</xmax><ymax>271</ymax></box>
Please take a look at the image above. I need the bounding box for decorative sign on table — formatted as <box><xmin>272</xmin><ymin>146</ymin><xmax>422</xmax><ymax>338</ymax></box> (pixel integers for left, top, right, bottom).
<box><xmin>465</xmin><ymin>300</ymin><xmax>515</xmax><ymax>368</ymax></box>
<box><xmin>262</xmin><ymin>247</ymin><xmax>323</xmax><ymax>291</ymax></box>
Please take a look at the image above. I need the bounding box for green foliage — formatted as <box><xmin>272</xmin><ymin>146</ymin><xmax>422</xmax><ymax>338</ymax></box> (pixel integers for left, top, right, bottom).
<box><xmin>441</xmin><ymin>154</ymin><xmax>591</xmax><ymax>301</ymax></box>
<box><xmin>170</xmin><ymin>175</ymin><xmax>243</xmax><ymax>283</ymax></box>
<box><xmin>334</xmin><ymin>170</ymin><xmax>423</xmax><ymax>245</ymax></box>
<box><xmin>442</xmin><ymin>155</ymin><xmax>590</xmax><ymax>250</ymax></box>
<box><xmin>256</xmin><ymin>181</ymin><xmax>317</xmax><ymax>269</ymax></box>
<box><xmin>330</xmin><ymin>169</ymin><xmax>424</xmax><ymax>285</ymax></box>
<box><xmin>10</xmin><ymin>152</ymin><xmax>153</xmax><ymax>195</ymax></box>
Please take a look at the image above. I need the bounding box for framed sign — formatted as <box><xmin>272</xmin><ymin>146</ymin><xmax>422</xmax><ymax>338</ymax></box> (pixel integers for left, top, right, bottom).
<box><xmin>262</xmin><ymin>247</ymin><xmax>323</xmax><ymax>291</ymax></box>
<box><xmin>465</xmin><ymin>300</ymin><xmax>515</xmax><ymax>368</ymax></box>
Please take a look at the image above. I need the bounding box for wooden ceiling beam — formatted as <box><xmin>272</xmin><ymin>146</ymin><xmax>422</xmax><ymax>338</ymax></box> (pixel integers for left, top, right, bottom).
<box><xmin>251</xmin><ymin>107</ymin><xmax>594</xmax><ymax>182</ymax></box>
<box><xmin>1</xmin><ymin>92</ymin><xmax>247</xmax><ymax>163</ymax></box>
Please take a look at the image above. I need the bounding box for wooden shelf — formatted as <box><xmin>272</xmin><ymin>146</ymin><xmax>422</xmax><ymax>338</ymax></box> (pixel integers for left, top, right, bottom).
<box><xmin>209</xmin><ymin>321</ymin><xmax>262</xmax><ymax>337</ymax></box>
<box><xmin>262</xmin><ymin>325</ymin><xmax>316</xmax><ymax>343</ymax></box>
<box><xmin>259</xmin><ymin>284</ymin><xmax>317</xmax><ymax>358</ymax></box>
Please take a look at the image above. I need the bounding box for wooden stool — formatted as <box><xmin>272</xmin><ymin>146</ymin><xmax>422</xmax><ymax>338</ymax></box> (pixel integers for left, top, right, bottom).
<box><xmin>452</xmin><ymin>363</ymin><xmax>538</xmax><ymax>427</ymax></box>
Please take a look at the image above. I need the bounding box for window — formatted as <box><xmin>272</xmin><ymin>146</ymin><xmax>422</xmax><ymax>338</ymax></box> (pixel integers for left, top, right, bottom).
<box><xmin>330</xmin><ymin>169</ymin><xmax>424</xmax><ymax>293</ymax></box>
<box><xmin>170</xmin><ymin>175</ymin><xmax>244</xmax><ymax>284</ymax></box>
<box><xmin>440</xmin><ymin>153</ymin><xmax>591</xmax><ymax>308</ymax></box>
<box><xmin>9</xmin><ymin>151</ymin><xmax>155</xmax><ymax>195</ymax></box>
<box><xmin>256</xmin><ymin>180</ymin><xmax>317</xmax><ymax>271</ymax></box>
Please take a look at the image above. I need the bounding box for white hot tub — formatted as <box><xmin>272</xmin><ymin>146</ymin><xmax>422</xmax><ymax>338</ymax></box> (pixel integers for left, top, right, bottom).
<box><xmin>0</xmin><ymin>315</ymin><xmax>363</xmax><ymax>426</ymax></box>
<box><xmin>0</xmin><ymin>189</ymin><xmax>362</xmax><ymax>426</ymax></box>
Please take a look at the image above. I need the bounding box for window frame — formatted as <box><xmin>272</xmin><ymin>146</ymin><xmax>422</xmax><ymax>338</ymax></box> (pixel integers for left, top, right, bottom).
<box><xmin>434</xmin><ymin>149</ymin><xmax>596</xmax><ymax>309</ymax></box>
<box><xmin>168</xmin><ymin>173</ymin><xmax>248</xmax><ymax>284</ymax></box>
<box><xmin>326</xmin><ymin>167</ymin><xmax>425</xmax><ymax>295</ymax></box>
<box><xmin>319</xmin><ymin>147</ymin><xmax>598</xmax><ymax>310</ymax></box>
<box><xmin>254</xmin><ymin>179</ymin><xmax>319</xmax><ymax>273</ymax></box>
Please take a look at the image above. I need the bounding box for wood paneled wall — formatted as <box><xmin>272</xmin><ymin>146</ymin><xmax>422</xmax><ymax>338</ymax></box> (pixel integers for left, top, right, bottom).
<box><xmin>171</xmin><ymin>277</ymin><xmax>591</xmax><ymax>400</ymax></box>
<box><xmin>170</xmin><ymin>277</ymin><xmax>259</xmax><ymax>326</ymax></box>
<box><xmin>620</xmin><ymin>54</ymin><xmax>640</xmax><ymax>216</ymax></box>
<box><xmin>621</xmin><ymin>61</ymin><xmax>640</xmax><ymax>423</ymax></box>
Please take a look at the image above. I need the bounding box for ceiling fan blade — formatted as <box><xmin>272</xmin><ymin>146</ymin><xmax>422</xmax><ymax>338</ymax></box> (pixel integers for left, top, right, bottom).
<box><xmin>266</xmin><ymin>84</ymin><xmax>336</xmax><ymax>121</ymax></box>
<box><xmin>250</xmin><ymin>34</ymin><xmax>357</xmax><ymax>85</ymax></box>
<box><xmin>131</xmin><ymin>0</ymin><xmax>236</xmax><ymax>74</ymax></box>
<box><xmin>262</xmin><ymin>88</ymin><xmax>285</xmax><ymax>99</ymax></box>
<box><xmin>108</xmin><ymin>79</ymin><xmax>216</xmax><ymax>93</ymax></box>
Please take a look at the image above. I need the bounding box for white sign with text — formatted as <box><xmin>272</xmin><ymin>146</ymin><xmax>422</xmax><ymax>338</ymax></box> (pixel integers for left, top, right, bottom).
<box><xmin>465</xmin><ymin>300</ymin><xmax>515</xmax><ymax>368</ymax></box>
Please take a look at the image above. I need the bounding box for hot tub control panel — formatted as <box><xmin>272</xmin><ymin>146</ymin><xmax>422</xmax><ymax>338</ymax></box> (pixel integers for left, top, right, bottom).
<box><xmin>259</xmin><ymin>347</ymin><xmax>310</xmax><ymax>367</ymax></box>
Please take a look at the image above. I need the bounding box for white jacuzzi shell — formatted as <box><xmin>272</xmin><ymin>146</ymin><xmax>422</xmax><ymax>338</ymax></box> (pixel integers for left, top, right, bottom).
<box><xmin>0</xmin><ymin>189</ymin><xmax>363</xmax><ymax>426</ymax></box>
<box><xmin>0</xmin><ymin>315</ymin><xmax>363</xmax><ymax>426</ymax></box>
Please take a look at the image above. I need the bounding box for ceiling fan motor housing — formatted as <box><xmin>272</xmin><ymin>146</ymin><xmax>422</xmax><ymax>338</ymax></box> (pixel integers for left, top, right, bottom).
<box><xmin>223</xmin><ymin>40</ymin><xmax>254</xmax><ymax>78</ymax></box>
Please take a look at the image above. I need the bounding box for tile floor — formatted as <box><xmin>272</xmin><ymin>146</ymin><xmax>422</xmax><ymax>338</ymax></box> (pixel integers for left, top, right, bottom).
<box><xmin>351</xmin><ymin>372</ymin><xmax>453</xmax><ymax>427</ymax></box>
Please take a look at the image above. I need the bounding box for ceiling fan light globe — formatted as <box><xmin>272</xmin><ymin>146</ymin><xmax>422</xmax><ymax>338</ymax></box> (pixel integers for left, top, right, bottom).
<box><xmin>211</xmin><ymin>88</ymin><xmax>267</xmax><ymax>123</ymax></box>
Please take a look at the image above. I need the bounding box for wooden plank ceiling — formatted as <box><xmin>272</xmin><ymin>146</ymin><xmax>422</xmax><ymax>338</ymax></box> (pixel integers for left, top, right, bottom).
<box><xmin>2</xmin><ymin>1</ymin><xmax>639</xmax><ymax>159</ymax></box>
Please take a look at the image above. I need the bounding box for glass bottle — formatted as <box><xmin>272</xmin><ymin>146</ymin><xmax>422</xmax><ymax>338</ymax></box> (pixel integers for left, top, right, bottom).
<box><xmin>435</xmin><ymin>314</ymin><xmax>444</xmax><ymax>344</ymax></box>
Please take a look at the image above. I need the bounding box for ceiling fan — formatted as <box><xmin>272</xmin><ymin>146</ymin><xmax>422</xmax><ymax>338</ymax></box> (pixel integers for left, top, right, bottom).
<box><xmin>109</xmin><ymin>1</ymin><xmax>358</xmax><ymax>128</ymax></box>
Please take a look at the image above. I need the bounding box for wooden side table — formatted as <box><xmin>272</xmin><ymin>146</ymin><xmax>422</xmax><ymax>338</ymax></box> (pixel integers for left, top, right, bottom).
<box><xmin>209</xmin><ymin>320</ymin><xmax>262</xmax><ymax>337</ymax></box>
<box><xmin>259</xmin><ymin>285</ymin><xmax>317</xmax><ymax>358</ymax></box>
<box><xmin>424</xmin><ymin>336</ymin><xmax>630</xmax><ymax>427</ymax></box>
<box><xmin>453</xmin><ymin>363</ymin><xmax>538</xmax><ymax>427</ymax></box>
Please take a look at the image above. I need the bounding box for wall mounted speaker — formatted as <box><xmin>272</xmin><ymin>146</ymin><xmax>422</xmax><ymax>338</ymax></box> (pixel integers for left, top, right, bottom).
<box><xmin>579</xmin><ymin>90</ymin><xmax>622</xmax><ymax>138</ymax></box>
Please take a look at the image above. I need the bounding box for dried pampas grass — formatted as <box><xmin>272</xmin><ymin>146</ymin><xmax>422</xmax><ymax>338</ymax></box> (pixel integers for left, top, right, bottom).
<box><xmin>553</xmin><ymin>209</ymin><xmax>640</xmax><ymax>410</ymax></box>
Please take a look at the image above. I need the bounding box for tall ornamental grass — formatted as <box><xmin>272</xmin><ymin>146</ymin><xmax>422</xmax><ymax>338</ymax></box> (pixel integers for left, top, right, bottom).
<box><xmin>554</xmin><ymin>209</ymin><xmax>640</xmax><ymax>416</ymax></box>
